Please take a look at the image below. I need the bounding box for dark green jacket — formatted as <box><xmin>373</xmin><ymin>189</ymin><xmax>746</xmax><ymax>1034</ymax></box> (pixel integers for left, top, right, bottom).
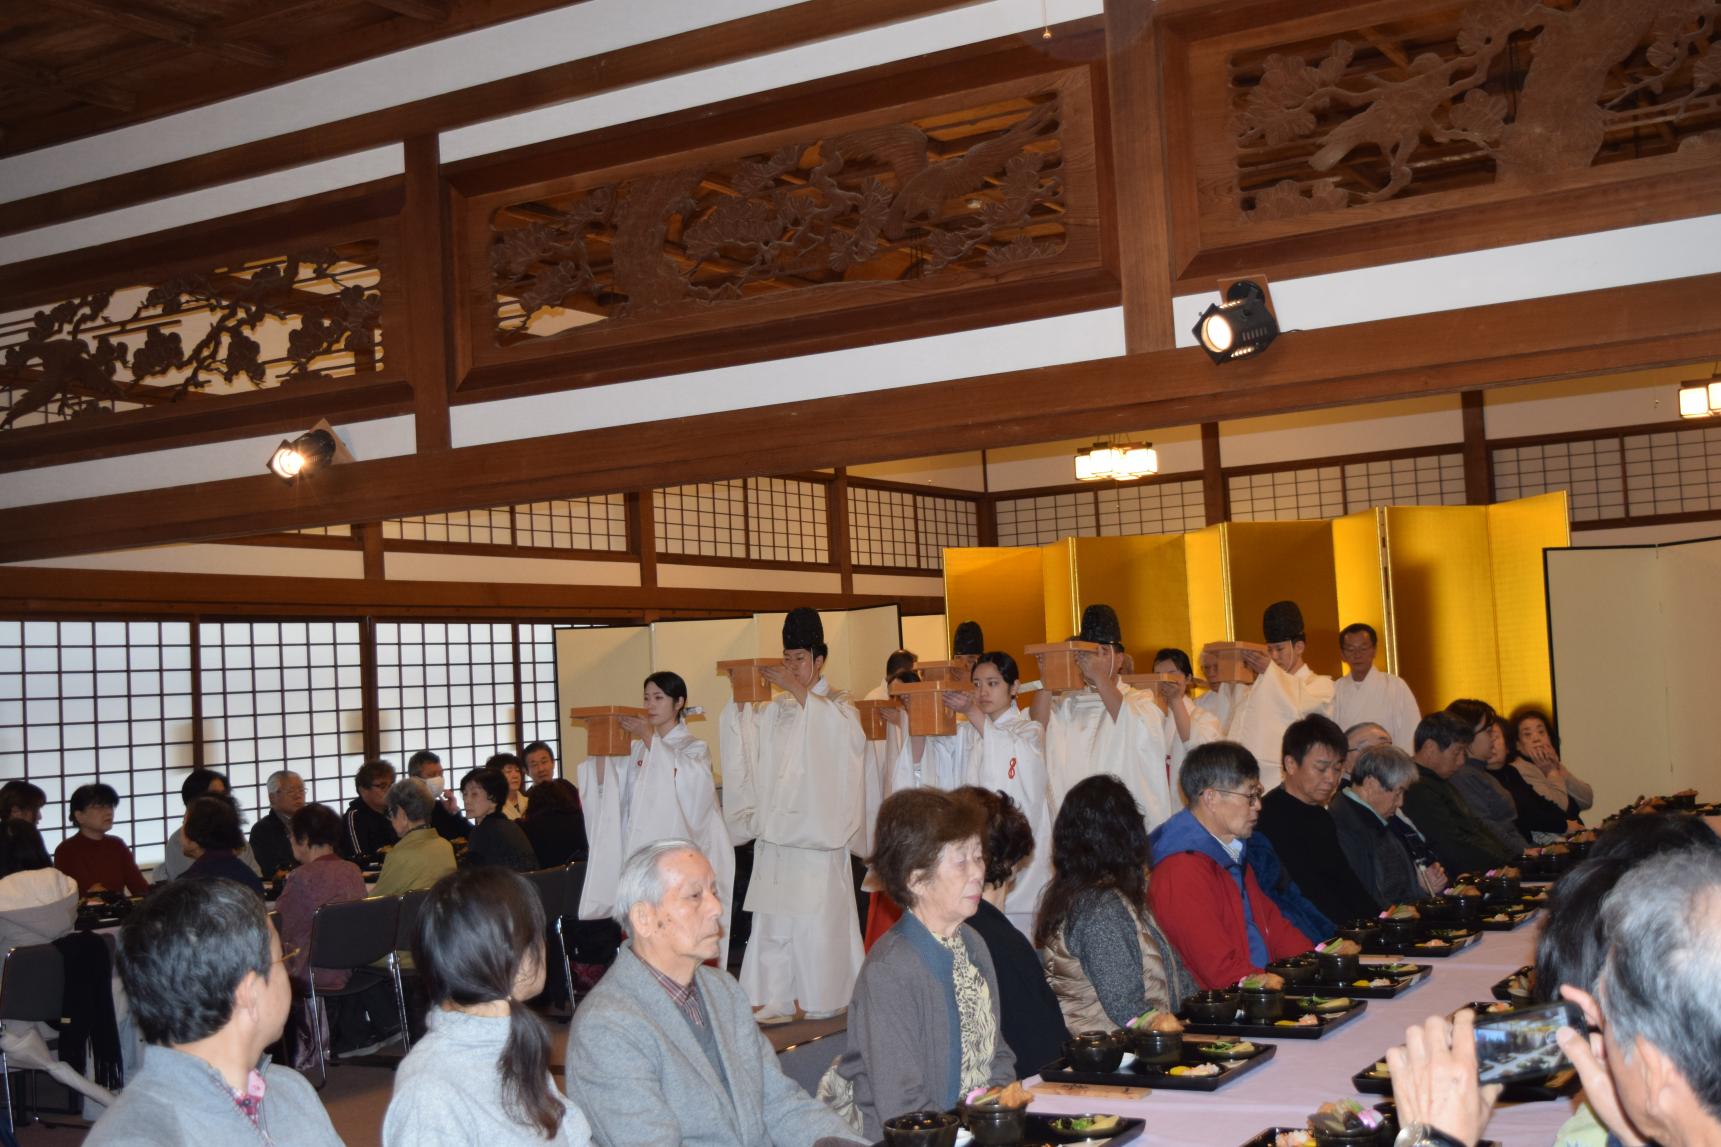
<box><xmin>1399</xmin><ymin>765</ymin><xmax>1513</xmax><ymax>875</ymax></box>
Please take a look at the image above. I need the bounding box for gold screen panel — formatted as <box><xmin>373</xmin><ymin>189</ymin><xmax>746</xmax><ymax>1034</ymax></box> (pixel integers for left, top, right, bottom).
<box><xmin>1041</xmin><ymin>540</ymin><xmax>1079</xmax><ymax>643</ymax></box>
<box><xmin>1223</xmin><ymin>521</ymin><xmax>1341</xmax><ymax>656</ymax></box>
<box><xmin>1383</xmin><ymin>506</ymin><xmax>1498</xmax><ymax>711</ymax></box>
<box><xmin>1331</xmin><ymin>509</ymin><xmax>1391</xmax><ymax>678</ymax></box>
<box><xmin>904</xmin><ymin>615</ymin><xmax>948</xmax><ymax>661</ymax></box>
<box><xmin>943</xmin><ymin>547</ymin><xmax>1050</xmax><ymax>675</ymax></box>
<box><xmin>1486</xmin><ymin>493</ymin><xmax>1569</xmax><ymax>716</ymax></box>
<box><xmin>1185</xmin><ymin>525</ymin><xmax>1232</xmax><ymax>655</ymax></box>
<box><xmin>1071</xmin><ymin>535</ymin><xmax>1194</xmax><ymax>666</ymax></box>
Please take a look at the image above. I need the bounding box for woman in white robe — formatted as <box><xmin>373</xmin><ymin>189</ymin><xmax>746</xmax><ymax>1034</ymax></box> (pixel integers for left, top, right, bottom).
<box><xmin>1031</xmin><ymin>644</ymin><xmax>1171</xmax><ymax>823</ymax></box>
<box><xmin>1148</xmin><ymin>648</ymin><xmax>1221</xmax><ymax>817</ymax></box>
<box><xmin>577</xmin><ymin>671</ymin><xmax>735</xmax><ymax>947</ymax></box>
<box><xmin>947</xmin><ymin>652</ymin><xmax>1052</xmax><ymax>935</ymax></box>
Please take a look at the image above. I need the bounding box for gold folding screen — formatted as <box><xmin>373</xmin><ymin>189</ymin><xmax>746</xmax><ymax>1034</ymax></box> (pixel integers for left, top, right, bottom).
<box><xmin>941</xmin><ymin>494</ymin><xmax>1568</xmax><ymax>714</ymax></box>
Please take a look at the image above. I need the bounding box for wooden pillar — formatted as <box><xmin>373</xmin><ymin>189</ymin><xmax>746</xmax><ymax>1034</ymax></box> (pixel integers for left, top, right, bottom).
<box><xmin>401</xmin><ymin>134</ymin><xmax>453</xmax><ymax>453</ymax></box>
<box><xmin>1461</xmin><ymin>391</ymin><xmax>1493</xmax><ymax>504</ymax></box>
<box><xmin>359</xmin><ymin>616</ymin><xmax>381</xmax><ymax>761</ymax></box>
<box><xmin>1104</xmin><ymin>0</ymin><xmax>1176</xmax><ymax>353</ymax></box>
<box><xmin>355</xmin><ymin>522</ymin><xmax>385</xmax><ymax>580</ymax></box>
<box><xmin>629</xmin><ymin>491</ymin><xmax>658</xmax><ymax>590</ymax></box>
<box><xmin>1201</xmin><ymin>421</ymin><xmax>1227</xmax><ymax>524</ymax></box>
<box><xmin>831</xmin><ymin>468</ymin><xmax>855</xmax><ymax>594</ymax></box>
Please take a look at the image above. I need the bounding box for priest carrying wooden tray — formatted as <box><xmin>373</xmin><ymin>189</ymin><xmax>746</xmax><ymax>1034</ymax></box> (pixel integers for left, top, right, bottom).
<box><xmin>1197</xmin><ymin>599</ymin><xmax>1336</xmax><ymax>791</ymax></box>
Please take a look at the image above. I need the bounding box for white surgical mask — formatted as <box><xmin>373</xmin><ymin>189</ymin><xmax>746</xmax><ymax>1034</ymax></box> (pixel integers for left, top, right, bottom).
<box><xmin>421</xmin><ymin>775</ymin><xmax>444</xmax><ymax>799</ymax></box>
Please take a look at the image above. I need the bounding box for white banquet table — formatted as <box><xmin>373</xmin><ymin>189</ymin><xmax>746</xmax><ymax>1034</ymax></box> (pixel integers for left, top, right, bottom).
<box><xmin>1024</xmin><ymin>926</ymin><xmax>1572</xmax><ymax>1147</ymax></box>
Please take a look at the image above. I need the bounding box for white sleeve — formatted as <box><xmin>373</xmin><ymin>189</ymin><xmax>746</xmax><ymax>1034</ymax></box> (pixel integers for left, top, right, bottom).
<box><xmin>718</xmin><ymin>701</ymin><xmax>761</xmax><ymax>845</ymax></box>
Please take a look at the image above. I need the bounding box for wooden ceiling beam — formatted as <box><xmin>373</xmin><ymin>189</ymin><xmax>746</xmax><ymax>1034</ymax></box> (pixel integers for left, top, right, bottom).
<box><xmin>37</xmin><ymin>0</ymin><xmax>282</xmax><ymax>69</ymax></box>
<box><xmin>0</xmin><ymin>56</ymin><xmax>135</xmax><ymax>112</ymax></box>
<box><xmin>365</xmin><ymin>0</ymin><xmax>452</xmax><ymax>20</ymax></box>
<box><xmin>4</xmin><ymin>270</ymin><xmax>1721</xmax><ymax>564</ymax></box>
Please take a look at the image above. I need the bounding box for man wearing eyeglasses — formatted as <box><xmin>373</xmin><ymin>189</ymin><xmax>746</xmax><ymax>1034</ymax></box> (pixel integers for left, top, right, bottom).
<box><xmin>1148</xmin><ymin>741</ymin><xmax>1313</xmax><ymax>990</ymax></box>
<box><xmin>1256</xmin><ymin>715</ymin><xmax>1382</xmax><ymax>930</ymax></box>
<box><xmin>340</xmin><ymin>759</ymin><xmax>399</xmax><ymax>866</ymax></box>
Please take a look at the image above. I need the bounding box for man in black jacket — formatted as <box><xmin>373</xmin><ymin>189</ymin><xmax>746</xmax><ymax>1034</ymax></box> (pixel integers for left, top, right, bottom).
<box><xmin>341</xmin><ymin>759</ymin><xmax>398</xmax><ymax>864</ymax></box>
<box><xmin>1256</xmin><ymin>714</ymin><xmax>1381</xmax><ymax>928</ymax></box>
<box><xmin>407</xmin><ymin>749</ymin><xmax>472</xmax><ymax>842</ymax></box>
<box><xmin>1399</xmin><ymin>713</ymin><xmax>1513</xmax><ymax>875</ymax></box>
<box><xmin>248</xmin><ymin>769</ymin><xmax>304</xmax><ymax>878</ymax></box>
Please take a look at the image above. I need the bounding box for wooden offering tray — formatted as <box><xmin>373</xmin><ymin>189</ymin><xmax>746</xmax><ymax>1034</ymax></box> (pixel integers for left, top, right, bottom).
<box><xmin>569</xmin><ymin>706</ymin><xmax>648</xmax><ymax>756</ymax></box>
<box><xmin>915</xmin><ymin>659</ymin><xmax>972</xmax><ymax>685</ymax></box>
<box><xmin>889</xmin><ymin>679</ymin><xmax>960</xmax><ymax>736</ymax></box>
<box><xmin>1025</xmin><ymin>640</ymin><xmax>1106</xmax><ymax>692</ymax></box>
<box><xmin>854</xmin><ymin>698</ymin><xmax>896</xmax><ymax>742</ymax></box>
<box><xmin>716</xmin><ymin>658</ymin><xmax>782</xmax><ymax>703</ymax></box>
<box><xmin>1202</xmin><ymin>642</ymin><xmax>1269</xmax><ymax>685</ymax></box>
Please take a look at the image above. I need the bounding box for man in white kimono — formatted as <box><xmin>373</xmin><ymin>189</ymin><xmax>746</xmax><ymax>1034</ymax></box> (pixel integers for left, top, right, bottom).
<box><xmin>1331</xmin><ymin>622</ymin><xmax>1421</xmax><ymax>750</ymax></box>
<box><xmin>722</xmin><ymin>608</ymin><xmax>865</xmax><ymax>1024</ymax></box>
<box><xmin>855</xmin><ymin>650</ymin><xmax>917</xmax><ymax>857</ymax></box>
<box><xmin>1031</xmin><ymin>604</ymin><xmax>1173</xmax><ymax>826</ymax></box>
<box><xmin>1198</xmin><ymin>600</ymin><xmax>1334</xmax><ymax>791</ymax></box>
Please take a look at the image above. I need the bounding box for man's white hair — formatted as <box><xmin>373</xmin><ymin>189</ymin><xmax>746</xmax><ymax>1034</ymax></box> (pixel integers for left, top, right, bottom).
<box><xmin>265</xmin><ymin>770</ymin><xmax>302</xmax><ymax>796</ymax></box>
<box><xmin>611</xmin><ymin>838</ymin><xmax>703</xmax><ymax>928</ymax></box>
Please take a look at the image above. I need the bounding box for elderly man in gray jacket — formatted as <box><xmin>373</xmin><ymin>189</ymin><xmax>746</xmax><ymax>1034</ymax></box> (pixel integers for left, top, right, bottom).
<box><xmin>568</xmin><ymin>840</ymin><xmax>863</xmax><ymax>1147</ymax></box>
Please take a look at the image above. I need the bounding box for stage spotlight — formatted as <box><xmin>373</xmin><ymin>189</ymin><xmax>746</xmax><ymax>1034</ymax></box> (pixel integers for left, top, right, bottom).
<box><xmin>1193</xmin><ymin>280</ymin><xmax>1279</xmax><ymax>363</ymax></box>
<box><xmin>266</xmin><ymin>420</ymin><xmax>351</xmax><ymax>482</ymax></box>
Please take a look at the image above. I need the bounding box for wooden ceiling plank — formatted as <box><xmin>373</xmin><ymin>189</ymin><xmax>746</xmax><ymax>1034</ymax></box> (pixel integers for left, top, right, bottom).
<box><xmin>37</xmin><ymin>0</ymin><xmax>282</xmax><ymax>69</ymax></box>
<box><xmin>0</xmin><ymin>56</ymin><xmax>135</xmax><ymax>112</ymax></box>
<box><xmin>3</xmin><ymin>269</ymin><xmax>1719</xmax><ymax>564</ymax></box>
<box><xmin>365</xmin><ymin>0</ymin><xmax>452</xmax><ymax>20</ymax></box>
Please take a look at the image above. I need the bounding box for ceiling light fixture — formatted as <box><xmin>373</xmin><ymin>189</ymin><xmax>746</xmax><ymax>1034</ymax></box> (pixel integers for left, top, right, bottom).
<box><xmin>266</xmin><ymin>419</ymin><xmax>352</xmax><ymax>482</ymax></box>
<box><xmin>1075</xmin><ymin>439</ymin><xmax>1159</xmax><ymax>482</ymax></box>
<box><xmin>1193</xmin><ymin>280</ymin><xmax>1280</xmax><ymax>364</ymax></box>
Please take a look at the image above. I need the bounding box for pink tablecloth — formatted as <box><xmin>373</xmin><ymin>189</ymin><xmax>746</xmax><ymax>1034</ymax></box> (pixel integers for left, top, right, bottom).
<box><xmin>1026</xmin><ymin>926</ymin><xmax>1572</xmax><ymax>1147</ymax></box>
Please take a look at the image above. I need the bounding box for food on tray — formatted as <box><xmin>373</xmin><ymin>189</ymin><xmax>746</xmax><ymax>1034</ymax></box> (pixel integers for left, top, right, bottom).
<box><xmin>1486</xmin><ymin>866</ymin><xmax>1521</xmax><ymax>879</ymax></box>
<box><xmin>1379</xmin><ymin>903</ymin><xmax>1420</xmax><ymax>920</ymax></box>
<box><xmin>1167</xmin><ymin>1063</ymin><xmax>1221</xmax><ymax>1077</ymax></box>
<box><xmin>1314</xmin><ymin>937</ymin><xmax>1361</xmax><ymax>956</ymax></box>
<box><xmin>1366</xmin><ymin>1060</ymin><xmax>1391</xmax><ymax>1079</ymax></box>
<box><xmin>1128</xmin><ymin>1008</ymin><xmax>1184</xmax><ymax>1033</ymax></box>
<box><xmin>1274</xmin><ymin>1014</ymin><xmax>1320</xmax><ymax>1027</ymax></box>
<box><xmin>1273</xmin><ymin>1132</ymin><xmax>1314</xmax><ymax>1147</ymax></box>
<box><xmin>965</xmin><ymin>1080</ymin><xmax>1032</xmax><ymax>1108</ymax></box>
<box><xmin>1352</xmin><ymin>977</ymin><xmax>1393</xmax><ymax>988</ymax></box>
<box><xmin>1447</xmin><ymin>882</ymin><xmax>1482</xmax><ymax>897</ymax></box>
<box><xmin>1417</xmin><ymin>937</ymin><xmax>1450</xmax><ymax>948</ymax></box>
<box><xmin>1049</xmin><ymin>1114</ymin><xmax>1122</xmax><ymax>1134</ymax></box>
<box><xmin>1195</xmin><ymin>1039</ymin><xmax>1257</xmax><ymax>1057</ymax></box>
<box><xmin>1296</xmin><ymin>996</ymin><xmax>1353</xmax><ymax>1011</ymax></box>
<box><xmin>1237</xmin><ymin>972</ymin><xmax>1285</xmax><ymax>991</ymax></box>
<box><xmin>1309</xmin><ymin>1098</ymin><xmax>1386</xmax><ymax>1137</ymax></box>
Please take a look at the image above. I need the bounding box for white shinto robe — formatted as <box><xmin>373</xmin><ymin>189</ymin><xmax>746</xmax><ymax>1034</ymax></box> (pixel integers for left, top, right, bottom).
<box><xmin>959</xmin><ymin>705</ymin><xmax>1052</xmax><ymax>934</ymax></box>
<box><xmin>1332</xmin><ymin>668</ymin><xmax>1422</xmax><ymax>750</ymax></box>
<box><xmin>1161</xmin><ymin>694</ymin><xmax>1223</xmax><ymax>815</ymax></box>
<box><xmin>574</xmin><ymin>722</ymin><xmax>735</xmax><ymax>945</ymax></box>
<box><xmin>1045</xmin><ymin>684</ymin><xmax>1173</xmax><ymax>825</ymax></box>
<box><xmin>884</xmin><ymin>728</ymin><xmax>965</xmax><ymax>794</ymax></box>
<box><xmin>1198</xmin><ymin>661</ymin><xmax>1335</xmax><ymax>790</ymax></box>
<box><xmin>722</xmin><ymin>678</ymin><xmax>865</xmax><ymax>1014</ymax></box>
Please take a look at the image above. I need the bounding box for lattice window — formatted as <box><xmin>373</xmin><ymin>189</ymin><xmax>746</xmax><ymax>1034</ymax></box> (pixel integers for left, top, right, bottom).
<box><xmin>518</xmin><ymin>624</ymin><xmax>562</xmax><ymax>759</ymax></box>
<box><xmin>1344</xmin><ymin>453</ymin><xmax>1467</xmax><ymax>512</ymax></box>
<box><xmin>200</xmin><ymin>620</ymin><xmax>366</xmax><ymax>823</ymax></box>
<box><xmin>749</xmin><ymin>478</ymin><xmax>829</xmax><ymax>564</ymax></box>
<box><xmin>848</xmin><ymin>486</ymin><xmax>920</xmax><ymax>568</ymax></box>
<box><xmin>0</xmin><ymin>620</ymin><xmax>195</xmax><ymax>866</ymax></box>
<box><xmin>1624</xmin><ymin>425</ymin><xmax>1721</xmax><ymax>518</ymax></box>
<box><xmin>1097</xmin><ymin>480</ymin><xmax>1207</xmax><ymax>535</ymax></box>
<box><xmin>1228</xmin><ymin>467</ymin><xmax>1346</xmax><ymax>522</ymax></box>
<box><xmin>383</xmin><ymin>508</ymin><xmax>512</xmax><ymax>545</ymax></box>
<box><xmin>513</xmin><ymin>495</ymin><xmax>629</xmax><ymax>552</ymax></box>
<box><xmin>916</xmin><ymin>494</ymin><xmax>979</xmax><ymax>569</ymax></box>
<box><xmin>1494</xmin><ymin>440</ymin><xmax>1625</xmax><ymax>523</ymax></box>
<box><xmin>655</xmin><ymin>481</ymin><xmax>747</xmax><ymax>558</ymax></box>
<box><xmin>995</xmin><ymin>492</ymin><xmax>1099</xmax><ymax>546</ymax></box>
<box><xmin>291</xmin><ymin>524</ymin><xmax>352</xmax><ymax>537</ymax></box>
<box><xmin>375</xmin><ymin>622</ymin><xmax>518</xmax><ymax>775</ymax></box>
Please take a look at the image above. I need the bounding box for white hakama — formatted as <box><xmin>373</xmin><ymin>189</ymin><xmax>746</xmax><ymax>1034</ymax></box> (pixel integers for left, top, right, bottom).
<box><xmin>1162</xmin><ymin>695</ymin><xmax>1222</xmax><ymax>812</ymax></box>
<box><xmin>1045</xmin><ymin>686</ymin><xmax>1174</xmax><ymax>828</ymax></box>
<box><xmin>1333</xmin><ymin>668</ymin><xmax>1422</xmax><ymax>750</ymax></box>
<box><xmin>960</xmin><ymin>705</ymin><xmax>1052</xmax><ymax>934</ymax></box>
<box><xmin>1198</xmin><ymin>662</ymin><xmax>1334</xmax><ymax>790</ymax></box>
<box><xmin>723</xmin><ymin>679</ymin><xmax>865</xmax><ymax>1015</ymax></box>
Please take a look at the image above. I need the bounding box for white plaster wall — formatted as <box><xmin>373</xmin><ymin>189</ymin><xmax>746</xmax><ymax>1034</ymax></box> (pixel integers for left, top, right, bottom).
<box><xmin>849</xmin><ymin>453</ymin><xmax>986</xmax><ymax>491</ymax></box>
<box><xmin>1219</xmin><ymin>395</ymin><xmax>1463</xmax><ymax>468</ymax></box>
<box><xmin>852</xmin><ymin>573</ymin><xmax>945</xmax><ymax>598</ymax></box>
<box><xmin>7</xmin><ymin>543</ymin><xmax>364</xmax><ymax>579</ymax></box>
<box><xmin>1483</xmin><ymin>365</ymin><xmax>1709</xmax><ymax>439</ymax></box>
<box><xmin>654</xmin><ymin>564</ymin><xmax>842</xmax><ymax>594</ymax></box>
<box><xmin>383</xmin><ymin>551</ymin><xmax>641</xmax><ymax>586</ymax></box>
<box><xmin>1571</xmin><ymin>521</ymin><xmax>1721</xmax><ymax>547</ymax></box>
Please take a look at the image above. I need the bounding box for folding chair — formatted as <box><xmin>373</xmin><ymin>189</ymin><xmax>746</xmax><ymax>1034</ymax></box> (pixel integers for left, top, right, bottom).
<box><xmin>304</xmin><ymin>895</ymin><xmax>402</xmax><ymax>1087</ymax></box>
<box><xmin>523</xmin><ymin>864</ymin><xmax>581</xmax><ymax>1012</ymax></box>
<box><xmin>389</xmin><ymin>889</ymin><xmax>430</xmax><ymax>1048</ymax></box>
<box><xmin>0</xmin><ymin>945</ymin><xmax>66</xmax><ymax>1135</ymax></box>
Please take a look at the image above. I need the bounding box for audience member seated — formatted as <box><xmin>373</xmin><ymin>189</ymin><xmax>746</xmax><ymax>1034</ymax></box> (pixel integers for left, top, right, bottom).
<box><xmin>181</xmin><ymin>796</ymin><xmax>266</xmax><ymax>896</ymax></box>
<box><xmin>342</xmin><ymin>759</ymin><xmax>399</xmax><ymax>865</ymax></box>
<box><xmin>524</xmin><ymin>740</ymin><xmax>560</xmax><ymax>785</ymax></box>
<box><xmin>408</xmin><ymin>750</ymin><xmax>472</xmax><ymax>842</ymax></box>
<box><xmin>274</xmin><ymin>802</ymin><xmax>367</xmax><ymax>1074</ymax></box>
<box><xmin>1527</xmin><ymin>813</ymin><xmax>1721</xmax><ymax>1147</ymax></box>
<box><xmin>490</xmin><ymin>752</ymin><xmax>529</xmax><ymax>821</ymax></box>
<box><xmin>460</xmin><ymin>767</ymin><xmax>538</xmax><ymax>872</ymax></box>
<box><xmin>1383</xmin><ymin>844</ymin><xmax>1721</xmax><ymax>1147</ymax></box>
<box><xmin>521</xmin><ymin>778</ymin><xmax>589</xmax><ymax>869</ymax></box>
<box><xmin>157</xmin><ymin>768</ymin><xmax>262</xmax><ymax>882</ymax></box>
<box><xmin>1480</xmin><ymin>714</ymin><xmax>1570</xmax><ymax>844</ymax></box>
<box><xmin>1255</xmin><ymin>715</ymin><xmax>1380</xmax><ymax>927</ymax></box>
<box><xmin>0</xmin><ymin>819</ymin><xmax>77</xmax><ymax>961</ymax></box>
<box><xmin>1441</xmin><ymin>700</ymin><xmax>1531</xmax><ymax>856</ymax></box>
<box><xmin>1400</xmin><ymin>713</ymin><xmax>1514</xmax><ymax>875</ymax></box>
<box><xmin>1331</xmin><ymin>745</ymin><xmax>1441</xmax><ymax>905</ymax></box>
<box><xmin>1148</xmin><ymin>742</ymin><xmax>1311</xmax><ymax>990</ymax></box>
<box><xmin>53</xmin><ymin>782</ymin><xmax>150</xmax><ymax>896</ymax></box>
<box><xmin>1240</xmin><ymin>830</ymin><xmax>1334</xmax><ymax>946</ymax></box>
<box><xmin>822</xmin><ymin>789</ymin><xmax>1015</xmax><ymax>1141</ymax></box>
<box><xmin>250</xmin><ymin>769</ymin><xmax>306</xmax><ymax>879</ymax></box>
<box><xmin>382</xmin><ymin>866</ymin><xmax>592</xmax><ymax>1147</ymax></box>
<box><xmin>1508</xmin><ymin>707</ymin><xmax>1593</xmax><ymax>821</ymax></box>
<box><xmin>372</xmin><ymin>778</ymin><xmax>457</xmax><ymax>897</ymax></box>
<box><xmin>0</xmin><ymin>779</ymin><xmax>46</xmax><ymax>826</ymax></box>
<box><xmin>85</xmin><ymin>878</ymin><xmax>344</xmax><ymax>1146</ymax></box>
<box><xmin>1033</xmin><ymin>776</ymin><xmax>1191</xmax><ymax>1033</ymax></box>
<box><xmin>1342</xmin><ymin>722</ymin><xmax>1390</xmax><ymax>780</ymax></box>
<box><xmin>951</xmin><ymin>786</ymin><xmax>1069</xmax><ymax>1076</ymax></box>
<box><xmin>567</xmin><ymin>840</ymin><xmax>863</xmax><ymax>1147</ymax></box>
